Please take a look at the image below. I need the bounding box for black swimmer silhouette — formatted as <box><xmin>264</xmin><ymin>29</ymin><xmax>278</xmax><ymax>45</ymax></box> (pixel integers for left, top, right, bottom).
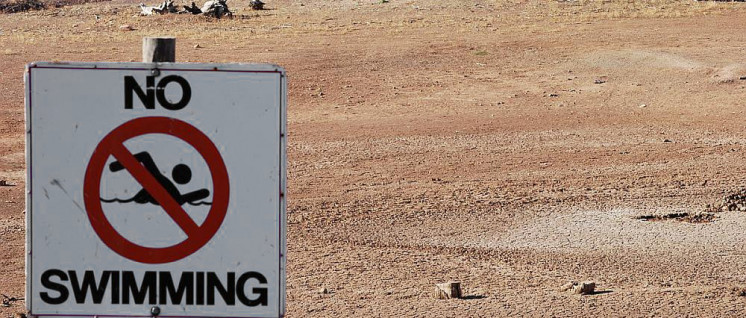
<box><xmin>100</xmin><ymin>151</ymin><xmax>211</xmax><ymax>206</ymax></box>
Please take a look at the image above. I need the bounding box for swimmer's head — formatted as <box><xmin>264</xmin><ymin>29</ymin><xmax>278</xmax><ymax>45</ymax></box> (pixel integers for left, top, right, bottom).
<box><xmin>172</xmin><ymin>164</ymin><xmax>192</xmax><ymax>184</ymax></box>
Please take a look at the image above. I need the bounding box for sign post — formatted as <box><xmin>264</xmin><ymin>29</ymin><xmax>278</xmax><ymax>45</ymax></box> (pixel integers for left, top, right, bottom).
<box><xmin>25</xmin><ymin>62</ymin><xmax>286</xmax><ymax>318</ymax></box>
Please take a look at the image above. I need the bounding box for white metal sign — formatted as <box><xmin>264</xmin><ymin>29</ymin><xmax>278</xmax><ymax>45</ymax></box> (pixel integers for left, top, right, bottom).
<box><xmin>25</xmin><ymin>62</ymin><xmax>286</xmax><ymax>318</ymax></box>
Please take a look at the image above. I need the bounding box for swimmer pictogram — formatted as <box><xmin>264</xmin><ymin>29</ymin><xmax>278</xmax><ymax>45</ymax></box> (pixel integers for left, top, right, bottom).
<box><xmin>100</xmin><ymin>151</ymin><xmax>212</xmax><ymax>206</ymax></box>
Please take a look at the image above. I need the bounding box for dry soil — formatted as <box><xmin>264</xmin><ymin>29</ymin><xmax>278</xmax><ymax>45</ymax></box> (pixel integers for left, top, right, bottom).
<box><xmin>4</xmin><ymin>0</ymin><xmax>746</xmax><ymax>316</ymax></box>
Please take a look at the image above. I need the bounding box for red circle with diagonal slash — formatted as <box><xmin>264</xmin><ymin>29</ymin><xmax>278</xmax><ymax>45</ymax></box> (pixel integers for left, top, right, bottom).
<box><xmin>84</xmin><ymin>117</ymin><xmax>229</xmax><ymax>264</ymax></box>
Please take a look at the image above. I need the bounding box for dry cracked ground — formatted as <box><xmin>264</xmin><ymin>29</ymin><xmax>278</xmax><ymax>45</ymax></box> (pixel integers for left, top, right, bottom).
<box><xmin>4</xmin><ymin>0</ymin><xmax>746</xmax><ymax>316</ymax></box>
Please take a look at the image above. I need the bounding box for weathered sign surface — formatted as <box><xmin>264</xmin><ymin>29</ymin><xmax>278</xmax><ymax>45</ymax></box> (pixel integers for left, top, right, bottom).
<box><xmin>25</xmin><ymin>62</ymin><xmax>286</xmax><ymax>318</ymax></box>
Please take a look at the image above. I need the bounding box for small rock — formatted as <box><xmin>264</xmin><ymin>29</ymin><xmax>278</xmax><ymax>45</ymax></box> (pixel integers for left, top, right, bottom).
<box><xmin>318</xmin><ymin>287</ymin><xmax>329</xmax><ymax>294</ymax></box>
<box><xmin>434</xmin><ymin>281</ymin><xmax>462</xmax><ymax>299</ymax></box>
<box><xmin>559</xmin><ymin>281</ymin><xmax>576</xmax><ymax>292</ymax></box>
<box><xmin>639</xmin><ymin>104</ymin><xmax>647</xmax><ymax>108</ymax></box>
<box><xmin>572</xmin><ymin>281</ymin><xmax>596</xmax><ymax>295</ymax></box>
<box><xmin>14</xmin><ymin>313</ymin><xmax>26</xmax><ymax>318</ymax></box>
<box><xmin>250</xmin><ymin>0</ymin><xmax>265</xmax><ymax>9</ymax></box>
<box><xmin>561</xmin><ymin>281</ymin><xmax>596</xmax><ymax>295</ymax></box>
<box><xmin>663</xmin><ymin>139</ymin><xmax>672</xmax><ymax>143</ymax></box>
<box><xmin>194</xmin><ymin>44</ymin><xmax>203</xmax><ymax>49</ymax></box>
<box><xmin>119</xmin><ymin>24</ymin><xmax>135</xmax><ymax>31</ymax></box>
<box><xmin>739</xmin><ymin>76</ymin><xmax>746</xmax><ymax>81</ymax></box>
<box><xmin>594</xmin><ymin>79</ymin><xmax>606</xmax><ymax>84</ymax></box>
<box><xmin>734</xmin><ymin>287</ymin><xmax>746</xmax><ymax>296</ymax></box>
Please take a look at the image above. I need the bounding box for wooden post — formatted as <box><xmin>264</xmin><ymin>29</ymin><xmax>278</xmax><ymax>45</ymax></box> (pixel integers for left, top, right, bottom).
<box><xmin>142</xmin><ymin>37</ymin><xmax>176</xmax><ymax>62</ymax></box>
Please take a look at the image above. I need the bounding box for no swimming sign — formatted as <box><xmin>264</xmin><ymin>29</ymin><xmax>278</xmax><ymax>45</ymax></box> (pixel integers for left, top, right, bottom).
<box><xmin>25</xmin><ymin>62</ymin><xmax>287</xmax><ymax>318</ymax></box>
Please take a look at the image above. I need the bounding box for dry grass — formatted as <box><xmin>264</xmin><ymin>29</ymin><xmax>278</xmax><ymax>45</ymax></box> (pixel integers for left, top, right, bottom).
<box><xmin>507</xmin><ymin>0</ymin><xmax>746</xmax><ymax>22</ymax></box>
<box><xmin>458</xmin><ymin>0</ymin><xmax>746</xmax><ymax>23</ymax></box>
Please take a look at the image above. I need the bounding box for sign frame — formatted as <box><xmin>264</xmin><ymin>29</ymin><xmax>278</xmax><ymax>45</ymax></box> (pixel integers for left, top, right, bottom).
<box><xmin>25</xmin><ymin>62</ymin><xmax>287</xmax><ymax>318</ymax></box>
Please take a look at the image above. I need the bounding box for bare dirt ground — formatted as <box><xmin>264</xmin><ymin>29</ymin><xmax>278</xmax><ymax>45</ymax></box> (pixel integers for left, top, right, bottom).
<box><xmin>5</xmin><ymin>0</ymin><xmax>746</xmax><ymax>316</ymax></box>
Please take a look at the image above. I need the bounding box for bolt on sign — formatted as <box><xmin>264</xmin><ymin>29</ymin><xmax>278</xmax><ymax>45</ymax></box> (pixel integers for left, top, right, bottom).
<box><xmin>25</xmin><ymin>62</ymin><xmax>287</xmax><ymax>318</ymax></box>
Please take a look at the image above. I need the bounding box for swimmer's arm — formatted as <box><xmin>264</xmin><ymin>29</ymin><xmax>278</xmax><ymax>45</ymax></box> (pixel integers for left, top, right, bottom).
<box><xmin>109</xmin><ymin>152</ymin><xmax>157</xmax><ymax>172</ymax></box>
<box><xmin>180</xmin><ymin>189</ymin><xmax>210</xmax><ymax>203</ymax></box>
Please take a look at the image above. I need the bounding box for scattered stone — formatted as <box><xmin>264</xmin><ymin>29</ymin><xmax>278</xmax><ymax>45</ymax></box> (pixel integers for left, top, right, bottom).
<box><xmin>139</xmin><ymin>0</ymin><xmax>177</xmax><ymax>15</ymax></box>
<box><xmin>707</xmin><ymin>188</ymin><xmax>746</xmax><ymax>212</ymax></box>
<box><xmin>1</xmin><ymin>294</ymin><xmax>23</xmax><ymax>308</ymax></box>
<box><xmin>434</xmin><ymin>281</ymin><xmax>462</xmax><ymax>299</ymax></box>
<box><xmin>594</xmin><ymin>79</ymin><xmax>606</xmax><ymax>84</ymax></box>
<box><xmin>318</xmin><ymin>287</ymin><xmax>329</xmax><ymax>294</ymax></box>
<box><xmin>572</xmin><ymin>282</ymin><xmax>596</xmax><ymax>295</ymax></box>
<box><xmin>639</xmin><ymin>104</ymin><xmax>647</xmax><ymax>108</ymax></box>
<box><xmin>194</xmin><ymin>44</ymin><xmax>203</xmax><ymax>48</ymax></box>
<box><xmin>183</xmin><ymin>1</ymin><xmax>202</xmax><ymax>14</ymax></box>
<box><xmin>119</xmin><ymin>24</ymin><xmax>135</xmax><ymax>31</ymax></box>
<box><xmin>250</xmin><ymin>0</ymin><xmax>264</xmax><ymax>10</ymax></box>
<box><xmin>14</xmin><ymin>313</ymin><xmax>26</xmax><ymax>318</ymax></box>
<box><xmin>560</xmin><ymin>281</ymin><xmax>596</xmax><ymax>295</ymax></box>
<box><xmin>140</xmin><ymin>0</ymin><xmax>220</xmax><ymax>16</ymax></box>
<box><xmin>734</xmin><ymin>287</ymin><xmax>746</xmax><ymax>297</ymax></box>
<box><xmin>663</xmin><ymin>139</ymin><xmax>672</xmax><ymax>143</ymax></box>
<box><xmin>559</xmin><ymin>281</ymin><xmax>576</xmax><ymax>292</ymax></box>
<box><xmin>548</xmin><ymin>93</ymin><xmax>559</xmax><ymax>97</ymax></box>
<box><xmin>201</xmin><ymin>0</ymin><xmax>232</xmax><ymax>18</ymax></box>
<box><xmin>740</xmin><ymin>76</ymin><xmax>746</xmax><ymax>81</ymax></box>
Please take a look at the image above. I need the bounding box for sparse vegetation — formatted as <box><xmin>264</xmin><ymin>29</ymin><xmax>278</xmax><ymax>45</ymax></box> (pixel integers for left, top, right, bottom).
<box><xmin>636</xmin><ymin>212</ymin><xmax>716</xmax><ymax>223</ymax></box>
<box><xmin>0</xmin><ymin>0</ymin><xmax>44</xmax><ymax>13</ymax></box>
<box><xmin>0</xmin><ymin>0</ymin><xmax>109</xmax><ymax>13</ymax></box>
